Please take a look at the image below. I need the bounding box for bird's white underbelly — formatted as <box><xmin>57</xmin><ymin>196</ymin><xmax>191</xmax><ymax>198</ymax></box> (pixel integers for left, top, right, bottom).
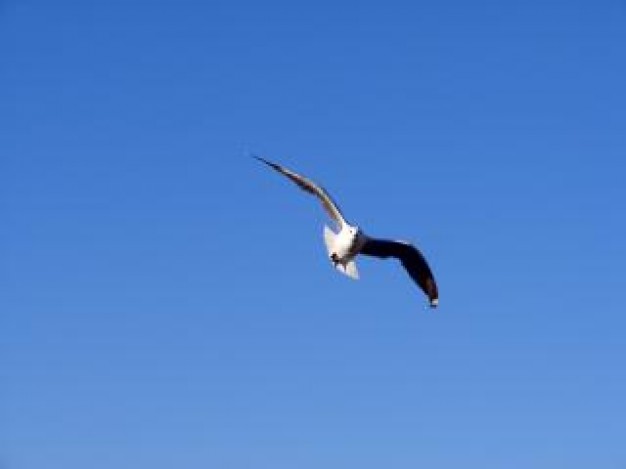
<box><xmin>334</xmin><ymin>236</ymin><xmax>353</xmax><ymax>260</ymax></box>
<box><xmin>332</xmin><ymin>227</ymin><xmax>365</xmax><ymax>262</ymax></box>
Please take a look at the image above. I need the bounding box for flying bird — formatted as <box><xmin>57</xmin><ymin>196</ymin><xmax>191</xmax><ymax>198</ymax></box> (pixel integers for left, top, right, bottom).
<box><xmin>255</xmin><ymin>156</ymin><xmax>439</xmax><ymax>308</ymax></box>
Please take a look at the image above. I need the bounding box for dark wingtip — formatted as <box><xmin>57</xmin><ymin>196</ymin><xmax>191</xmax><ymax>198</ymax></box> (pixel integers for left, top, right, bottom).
<box><xmin>252</xmin><ymin>154</ymin><xmax>281</xmax><ymax>171</ymax></box>
<box><xmin>251</xmin><ymin>153</ymin><xmax>266</xmax><ymax>163</ymax></box>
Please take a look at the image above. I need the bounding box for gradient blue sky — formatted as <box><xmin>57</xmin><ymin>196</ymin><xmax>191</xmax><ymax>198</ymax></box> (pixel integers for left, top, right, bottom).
<box><xmin>2</xmin><ymin>1</ymin><xmax>625</xmax><ymax>468</ymax></box>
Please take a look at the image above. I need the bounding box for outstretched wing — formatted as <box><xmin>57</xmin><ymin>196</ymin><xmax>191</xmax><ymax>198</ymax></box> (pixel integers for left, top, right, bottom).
<box><xmin>360</xmin><ymin>238</ymin><xmax>439</xmax><ymax>307</ymax></box>
<box><xmin>254</xmin><ymin>156</ymin><xmax>347</xmax><ymax>228</ymax></box>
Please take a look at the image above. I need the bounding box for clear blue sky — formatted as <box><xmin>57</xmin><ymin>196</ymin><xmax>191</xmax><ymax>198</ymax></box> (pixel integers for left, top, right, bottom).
<box><xmin>2</xmin><ymin>0</ymin><xmax>625</xmax><ymax>467</ymax></box>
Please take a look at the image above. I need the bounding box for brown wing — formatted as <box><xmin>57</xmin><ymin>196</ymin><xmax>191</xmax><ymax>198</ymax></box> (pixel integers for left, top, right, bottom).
<box><xmin>254</xmin><ymin>156</ymin><xmax>346</xmax><ymax>227</ymax></box>
<box><xmin>360</xmin><ymin>238</ymin><xmax>439</xmax><ymax>307</ymax></box>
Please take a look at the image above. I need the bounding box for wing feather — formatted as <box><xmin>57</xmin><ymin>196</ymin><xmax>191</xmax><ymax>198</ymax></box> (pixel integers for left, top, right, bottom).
<box><xmin>254</xmin><ymin>156</ymin><xmax>346</xmax><ymax>227</ymax></box>
<box><xmin>360</xmin><ymin>238</ymin><xmax>439</xmax><ymax>307</ymax></box>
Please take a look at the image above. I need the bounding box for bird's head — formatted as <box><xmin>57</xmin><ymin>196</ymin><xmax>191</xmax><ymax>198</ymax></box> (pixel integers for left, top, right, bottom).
<box><xmin>346</xmin><ymin>225</ymin><xmax>367</xmax><ymax>251</ymax></box>
<box><xmin>346</xmin><ymin>225</ymin><xmax>362</xmax><ymax>238</ymax></box>
<box><xmin>346</xmin><ymin>225</ymin><xmax>363</xmax><ymax>243</ymax></box>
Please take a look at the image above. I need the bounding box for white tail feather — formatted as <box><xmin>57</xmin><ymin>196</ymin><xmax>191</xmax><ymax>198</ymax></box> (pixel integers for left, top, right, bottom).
<box><xmin>337</xmin><ymin>259</ymin><xmax>359</xmax><ymax>279</ymax></box>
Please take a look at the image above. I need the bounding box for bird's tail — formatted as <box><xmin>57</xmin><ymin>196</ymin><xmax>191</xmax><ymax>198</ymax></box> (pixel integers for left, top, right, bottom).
<box><xmin>337</xmin><ymin>259</ymin><xmax>359</xmax><ymax>280</ymax></box>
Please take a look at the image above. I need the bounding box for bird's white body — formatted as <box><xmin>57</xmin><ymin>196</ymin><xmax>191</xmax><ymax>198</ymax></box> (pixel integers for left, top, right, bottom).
<box><xmin>323</xmin><ymin>224</ymin><xmax>366</xmax><ymax>280</ymax></box>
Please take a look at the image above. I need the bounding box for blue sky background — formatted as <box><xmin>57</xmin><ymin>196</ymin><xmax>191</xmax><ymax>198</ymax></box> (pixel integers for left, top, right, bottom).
<box><xmin>2</xmin><ymin>0</ymin><xmax>625</xmax><ymax>467</ymax></box>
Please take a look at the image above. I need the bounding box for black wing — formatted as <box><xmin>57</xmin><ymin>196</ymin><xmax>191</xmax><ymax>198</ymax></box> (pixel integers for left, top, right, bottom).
<box><xmin>360</xmin><ymin>238</ymin><xmax>439</xmax><ymax>307</ymax></box>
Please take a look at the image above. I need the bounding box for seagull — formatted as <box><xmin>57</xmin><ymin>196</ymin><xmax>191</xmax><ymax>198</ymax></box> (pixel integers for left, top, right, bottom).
<box><xmin>255</xmin><ymin>156</ymin><xmax>439</xmax><ymax>308</ymax></box>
